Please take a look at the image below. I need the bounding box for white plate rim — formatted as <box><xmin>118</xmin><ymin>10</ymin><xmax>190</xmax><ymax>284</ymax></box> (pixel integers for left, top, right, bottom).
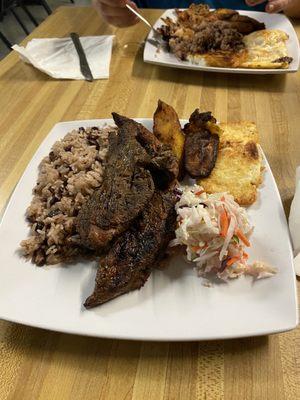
<box><xmin>0</xmin><ymin>118</ymin><xmax>298</xmax><ymax>341</ymax></box>
<box><xmin>143</xmin><ymin>9</ymin><xmax>300</xmax><ymax>74</ymax></box>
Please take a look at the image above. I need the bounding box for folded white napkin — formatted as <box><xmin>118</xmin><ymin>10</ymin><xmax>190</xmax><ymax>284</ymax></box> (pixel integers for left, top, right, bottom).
<box><xmin>289</xmin><ymin>166</ymin><xmax>300</xmax><ymax>276</ymax></box>
<box><xmin>12</xmin><ymin>36</ymin><xmax>114</xmax><ymax>80</ymax></box>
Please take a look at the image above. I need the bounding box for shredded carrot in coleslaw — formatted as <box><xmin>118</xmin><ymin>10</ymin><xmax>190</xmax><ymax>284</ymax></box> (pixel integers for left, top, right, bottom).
<box><xmin>170</xmin><ymin>185</ymin><xmax>277</xmax><ymax>281</ymax></box>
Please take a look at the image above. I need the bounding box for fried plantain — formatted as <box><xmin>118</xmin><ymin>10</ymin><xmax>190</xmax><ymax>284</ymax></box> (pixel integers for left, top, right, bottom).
<box><xmin>183</xmin><ymin>109</ymin><xmax>220</xmax><ymax>179</ymax></box>
<box><xmin>153</xmin><ymin>100</ymin><xmax>185</xmax><ymax>177</ymax></box>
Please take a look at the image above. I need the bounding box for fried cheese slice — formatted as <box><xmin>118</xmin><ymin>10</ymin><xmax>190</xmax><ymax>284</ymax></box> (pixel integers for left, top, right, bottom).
<box><xmin>240</xmin><ymin>29</ymin><xmax>291</xmax><ymax>69</ymax></box>
<box><xmin>198</xmin><ymin>122</ymin><xmax>263</xmax><ymax>206</ymax></box>
<box><xmin>188</xmin><ymin>29</ymin><xmax>291</xmax><ymax>69</ymax></box>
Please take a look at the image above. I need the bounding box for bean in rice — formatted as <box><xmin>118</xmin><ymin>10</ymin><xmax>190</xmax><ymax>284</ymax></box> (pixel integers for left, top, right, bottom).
<box><xmin>20</xmin><ymin>125</ymin><xmax>116</xmax><ymax>266</ymax></box>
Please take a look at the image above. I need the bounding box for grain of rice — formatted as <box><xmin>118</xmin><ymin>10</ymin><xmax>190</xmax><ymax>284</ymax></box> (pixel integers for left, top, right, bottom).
<box><xmin>20</xmin><ymin>126</ymin><xmax>116</xmax><ymax>266</ymax></box>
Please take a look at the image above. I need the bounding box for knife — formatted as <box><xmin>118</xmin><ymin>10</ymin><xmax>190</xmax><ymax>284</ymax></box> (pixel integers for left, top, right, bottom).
<box><xmin>70</xmin><ymin>32</ymin><xmax>94</xmax><ymax>82</ymax></box>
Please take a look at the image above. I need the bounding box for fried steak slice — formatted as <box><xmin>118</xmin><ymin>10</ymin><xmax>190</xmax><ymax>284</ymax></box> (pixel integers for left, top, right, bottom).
<box><xmin>76</xmin><ymin>114</ymin><xmax>178</xmax><ymax>251</ymax></box>
<box><xmin>206</xmin><ymin>8</ymin><xmax>265</xmax><ymax>35</ymax></box>
<box><xmin>159</xmin><ymin>5</ymin><xmax>265</xmax><ymax>61</ymax></box>
<box><xmin>173</xmin><ymin>5</ymin><xmax>265</xmax><ymax>35</ymax></box>
<box><xmin>112</xmin><ymin>112</ymin><xmax>179</xmax><ymax>188</ymax></box>
<box><xmin>84</xmin><ymin>188</ymin><xmax>177</xmax><ymax>308</ymax></box>
<box><xmin>183</xmin><ymin>110</ymin><xmax>219</xmax><ymax>178</ymax></box>
<box><xmin>76</xmin><ymin>121</ymin><xmax>154</xmax><ymax>250</ymax></box>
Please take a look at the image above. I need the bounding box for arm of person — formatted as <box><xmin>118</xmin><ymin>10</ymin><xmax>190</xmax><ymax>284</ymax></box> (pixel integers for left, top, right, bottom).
<box><xmin>92</xmin><ymin>0</ymin><xmax>139</xmax><ymax>27</ymax></box>
<box><xmin>246</xmin><ymin>0</ymin><xmax>300</xmax><ymax>18</ymax></box>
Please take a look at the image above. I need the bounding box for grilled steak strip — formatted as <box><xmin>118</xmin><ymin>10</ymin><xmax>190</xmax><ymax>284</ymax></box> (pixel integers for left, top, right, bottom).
<box><xmin>84</xmin><ymin>188</ymin><xmax>177</xmax><ymax>308</ymax></box>
<box><xmin>76</xmin><ymin>122</ymin><xmax>155</xmax><ymax>250</ymax></box>
<box><xmin>112</xmin><ymin>113</ymin><xmax>179</xmax><ymax>188</ymax></box>
<box><xmin>77</xmin><ymin>114</ymin><xmax>178</xmax><ymax>252</ymax></box>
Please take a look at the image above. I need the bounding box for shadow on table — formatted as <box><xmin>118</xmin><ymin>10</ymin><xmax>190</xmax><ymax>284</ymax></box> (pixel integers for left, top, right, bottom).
<box><xmin>131</xmin><ymin>50</ymin><xmax>289</xmax><ymax>93</ymax></box>
<box><xmin>282</xmin><ymin>196</ymin><xmax>293</xmax><ymax>217</ymax></box>
<box><xmin>0</xmin><ymin>60</ymin><xmax>53</xmax><ymax>82</ymax></box>
<box><xmin>1</xmin><ymin>59</ymin><xmax>89</xmax><ymax>83</ymax></box>
<box><xmin>4</xmin><ymin>320</ymin><xmax>270</xmax><ymax>370</ymax></box>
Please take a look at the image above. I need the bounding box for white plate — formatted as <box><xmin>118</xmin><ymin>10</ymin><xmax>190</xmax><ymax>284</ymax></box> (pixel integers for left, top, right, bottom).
<box><xmin>144</xmin><ymin>10</ymin><xmax>300</xmax><ymax>74</ymax></box>
<box><xmin>0</xmin><ymin>119</ymin><xmax>298</xmax><ymax>341</ymax></box>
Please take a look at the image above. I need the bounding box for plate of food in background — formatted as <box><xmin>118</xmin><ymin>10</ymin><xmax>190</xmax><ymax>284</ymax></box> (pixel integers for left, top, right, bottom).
<box><xmin>0</xmin><ymin>100</ymin><xmax>297</xmax><ymax>340</ymax></box>
<box><xmin>144</xmin><ymin>4</ymin><xmax>299</xmax><ymax>74</ymax></box>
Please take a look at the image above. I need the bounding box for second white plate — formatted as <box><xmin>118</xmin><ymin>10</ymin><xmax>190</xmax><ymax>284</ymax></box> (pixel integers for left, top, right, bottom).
<box><xmin>144</xmin><ymin>10</ymin><xmax>300</xmax><ymax>74</ymax></box>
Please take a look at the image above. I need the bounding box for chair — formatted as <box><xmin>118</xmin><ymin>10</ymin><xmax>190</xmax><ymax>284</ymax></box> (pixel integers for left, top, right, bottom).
<box><xmin>0</xmin><ymin>1</ymin><xmax>77</xmax><ymax>51</ymax></box>
<box><xmin>0</xmin><ymin>30</ymin><xmax>12</xmax><ymax>49</ymax></box>
<box><xmin>0</xmin><ymin>0</ymin><xmax>52</xmax><ymax>48</ymax></box>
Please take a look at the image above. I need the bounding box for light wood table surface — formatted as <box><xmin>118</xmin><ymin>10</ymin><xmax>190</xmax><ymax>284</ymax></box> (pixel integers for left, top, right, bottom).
<box><xmin>0</xmin><ymin>6</ymin><xmax>300</xmax><ymax>400</ymax></box>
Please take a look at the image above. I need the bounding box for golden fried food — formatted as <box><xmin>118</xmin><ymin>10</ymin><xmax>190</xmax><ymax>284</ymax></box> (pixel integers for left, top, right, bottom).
<box><xmin>198</xmin><ymin>122</ymin><xmax>263</xmax><ymax>205</ymax></box>
<box><xmin>240</xmin><ymin>30</ymin><xmax>292</xmax><ymax>69</ymax></box>
<box><xmin>183</xmin><ymin>110</ymin><xmax>220</xmax><ymax>178</ymax></box>
<box><xmin>188</xmin><ymin>29</ymin><xmax>292</xmax><ymax>69</ymax></box>
<box><xmin>159</xmin><ymin>4</ymin><xmax>292</xmax><ymax>69</ymax></box>
<box><xmin>218</xmin><ymin>121</ymin><xmax>259</xmax><ymax>144</ymax></box>
<box><xmin>153</xmin><ymin>100</ymin><xmax>185</xmax><ymax>169</ymax></box>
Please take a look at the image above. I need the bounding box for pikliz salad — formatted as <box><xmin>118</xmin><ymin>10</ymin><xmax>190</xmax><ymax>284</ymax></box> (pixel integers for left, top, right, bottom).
<box><xmin>171</xmin><ymin>185</ymin><xmax>277</xmax><ymax>281</ymax></box>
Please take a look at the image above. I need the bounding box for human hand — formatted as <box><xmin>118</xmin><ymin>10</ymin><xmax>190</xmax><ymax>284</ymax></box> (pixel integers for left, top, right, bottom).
<box><xmin>246</xmin><ymin>0</ymin><xmax>297</xmax><ymax>14</ymax></box>
<box><xmin>92</xmin><ymin>0</ymin><xmax>139</xmax><ymax>27</ymax></box>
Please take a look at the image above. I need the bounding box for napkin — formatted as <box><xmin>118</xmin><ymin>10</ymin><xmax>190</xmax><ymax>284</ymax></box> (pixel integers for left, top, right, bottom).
<box><xmin>12</xmin><ymin>36</ymin><xmax>114</xmax><ymax>80</ymax></box>
<box><xmin>289</xmin><ymin>166</ymin><xmax>300</xmax><ymax>276</ymax></box>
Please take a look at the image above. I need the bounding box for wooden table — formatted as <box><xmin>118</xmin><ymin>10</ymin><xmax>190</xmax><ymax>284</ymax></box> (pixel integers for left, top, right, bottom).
<box><xmin>0</xmin><ymin>6</ymin><xmax>300</xmax><ymax>399</ymax></box>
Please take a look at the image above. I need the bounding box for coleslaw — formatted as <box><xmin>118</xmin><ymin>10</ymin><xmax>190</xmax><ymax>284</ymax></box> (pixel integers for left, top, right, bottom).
<box><xmin>171</xmin><ymin>185</ymin><xmax>276</xmax><ymax>281</ymax></box>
